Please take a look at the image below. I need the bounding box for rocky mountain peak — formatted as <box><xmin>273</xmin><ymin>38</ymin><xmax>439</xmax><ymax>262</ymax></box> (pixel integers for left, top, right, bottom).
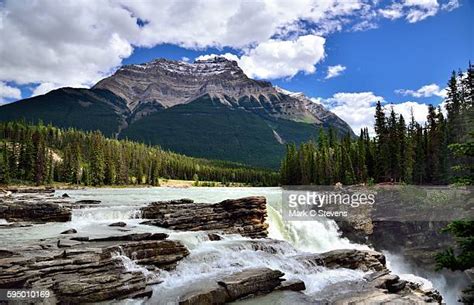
<box><xmin>91</xmin><ymin>57</ymin><xmax>353</xmax><ymax>137</ymax></box>
<box><xmin>93</xmin><ymin>57</ymin><xmax>272</xmax><ymax>110</ymax></box>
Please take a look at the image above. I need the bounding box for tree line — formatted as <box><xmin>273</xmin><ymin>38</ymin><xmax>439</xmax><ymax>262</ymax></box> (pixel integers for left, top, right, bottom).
<box><xmin>281</xmin><ymin>63</ymin><xmax>473</xmax><ymax>185</ymax></box>
<box><xmin>0</xmin><ymin>122</ymin><xmax>279</xmax><ymax>186</ymax></box>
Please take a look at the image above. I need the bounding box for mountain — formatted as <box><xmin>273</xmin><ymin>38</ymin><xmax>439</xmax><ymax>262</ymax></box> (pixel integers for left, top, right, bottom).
<box><xmin>0</xmin><ymin>57</ymin><xmax>353</xmax><ymax>168</ymax></box>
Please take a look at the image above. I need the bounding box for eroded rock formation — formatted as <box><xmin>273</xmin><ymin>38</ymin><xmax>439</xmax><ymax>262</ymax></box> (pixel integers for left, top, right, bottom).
<box><xmin>141</xmin><ymin>197</ymin><xmax>269</xmax><ymax>238</ymax></box>
<box><xmin>0</xmin><ymin>201</ymin><xmax>71</xmax><ymax>222</ymax></box>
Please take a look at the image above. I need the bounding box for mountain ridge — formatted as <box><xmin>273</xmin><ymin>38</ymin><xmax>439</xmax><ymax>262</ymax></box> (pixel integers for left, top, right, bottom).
<box><xmin>0</xmin><ymin>57</ymin><xmax>354</xmax><ymax>168</ymax></box>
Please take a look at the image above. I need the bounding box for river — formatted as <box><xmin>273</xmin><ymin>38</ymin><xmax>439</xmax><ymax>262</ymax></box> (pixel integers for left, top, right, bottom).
<box><xmin>0</xmin><ymin>187</ymin><xmax>462</xmax><ymax>304</ymax></box>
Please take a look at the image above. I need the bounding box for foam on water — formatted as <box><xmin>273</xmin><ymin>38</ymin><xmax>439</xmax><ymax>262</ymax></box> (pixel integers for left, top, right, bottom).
<box><xmin>71</xmin><ymin>206</ymin><xmax>142</xmax><ymax>224</ymax></box>
<box><xmin>0</xmin><ymin>187</ymin><xmax>460</xmax><ymax>304</ymax></box>
<box><xmin>149</xmin><ymin>237</ymin><xmax>365</xmax><ymax>305</ymax></box>
<box><xmin>385</xmin><ymin>251</ymin><xmax>466</xmax><ymax>304</ymax></box>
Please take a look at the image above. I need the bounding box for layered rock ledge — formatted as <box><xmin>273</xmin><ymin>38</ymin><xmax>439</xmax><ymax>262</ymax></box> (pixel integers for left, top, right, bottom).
<box><xmin>140</xmin><ymin>197</ymin><xmax>269</xmax><ymax>238</ymax></box>
<box><xmin>296</xmin><ymin>249</ymin><xmax>386</xmax><ymax>272</ymax></box>
<box><xmin>0</xmin><ymin>236</ymin><xmax>189</xmax><ymax>303</ymax></box>
<box><xmin>0</xmin><ymin>201</ymin><xmax>71</xmax><ymax>222</ymax></box>
<box><xmin>179</xmin><ymin>268</ymin><xmax>302</xmax><ymax>305</ymax></box>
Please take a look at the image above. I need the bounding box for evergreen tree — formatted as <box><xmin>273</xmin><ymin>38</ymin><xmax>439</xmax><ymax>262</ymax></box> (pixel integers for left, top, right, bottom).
<box><xmin>374</xmin><ymin>101</ymin><xmax>388</xmax><ymax>181</ymax></box>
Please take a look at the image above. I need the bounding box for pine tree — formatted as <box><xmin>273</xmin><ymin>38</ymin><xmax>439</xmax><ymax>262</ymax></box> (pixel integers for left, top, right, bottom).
<box><xmin>0</xmin><ymin>143</ymin><xmax>9</xmax><ymax>184</ymax></box>
<box><xmin>446</xmin><ymin>71</ymin><xmax>462</xmax><ymax>144</ymax></box>
<box><xmin>374</xmin><ymin>101</ymin><xmax>388</xmax><ymax>181</ymax></box>
<box><xmin>89</xmin><ymin>132</ymin><xmax>106</xmax><ymax>186</ymax></box>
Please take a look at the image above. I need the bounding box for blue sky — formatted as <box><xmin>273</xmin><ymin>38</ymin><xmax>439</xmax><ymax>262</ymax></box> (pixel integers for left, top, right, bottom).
<box><xmin>122</xmin><ymin>2</ymin><xmax>472</xmax><ymax>105</ymax></box>
<box><xmin>0</xmin><ymin>0</ymin><xmax>472</xmax><ymax>133</ymax></box>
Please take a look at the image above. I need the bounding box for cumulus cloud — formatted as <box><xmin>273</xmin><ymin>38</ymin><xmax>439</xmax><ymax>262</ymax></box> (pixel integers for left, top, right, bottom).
<box><xmin>0</xmin><ymin>0</ymin><xmax>460</xmax><ymax>95</ymax></box>
<box><xmin>316</xmin><ymin>91</ymin><xmax>430</xmax><ymax>135</ymax></box>
<box><xmin>325</xmin><ymin>65</ymin><xmax>346</xmax><ymax>79</ymax></box>
<box><xmin>31</xmin><ymin>82</ymin><xmax>89</xmax><ymax>97</ymax></box>
<box><xmin>390</xmin><ymin>101</ymin><xmax>430</xmax><ymax>124</ymax></box>
<box><xmin>395</xmin><ymin>83</ymin><xmax>447</xmax><ymax>98</ymax></box>
<box><xmin>0</xmin><ymin>1</ymin><xmax>135</xmax><ymax>89</ymax></box>
<box><xmin>0</xmin><ymin>82</ymin><xmax>22</xmax><ymax>104</ymax></box>
<box><xmin>196</xmin><ymin>35</ymin><xmax>325</xmax><ymax>79</ymax></box>
<box><xmin>319</xmin><ymin>92</ymin><xmax>384</xmax><ymax>135</ymax></box>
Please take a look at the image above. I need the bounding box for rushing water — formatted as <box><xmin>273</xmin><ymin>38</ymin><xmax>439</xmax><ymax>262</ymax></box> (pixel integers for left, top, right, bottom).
<box><xmin>0</xmin><ymin>187</ymin><xmax>460</xmax><ymax>304</ymax></box>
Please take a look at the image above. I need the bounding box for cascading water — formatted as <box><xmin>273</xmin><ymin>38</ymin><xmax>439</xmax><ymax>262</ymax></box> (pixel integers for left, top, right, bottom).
<box><xmin>266</xmin><ymin>204</ymin><xmax>369</xmax><ymax>253</ymax></box>
<box><xmin>0</xmin><ymin>187</ymin><xmax>458</xmax><ymax>304</ymax></box>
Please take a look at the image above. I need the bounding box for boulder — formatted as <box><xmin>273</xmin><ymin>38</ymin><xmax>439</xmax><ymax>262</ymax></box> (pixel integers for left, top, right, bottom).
<box><xmin>0</xmin><ymin>201</ymin><xmax>71</xmax><ymax>222</ymax></box>
<box><xmin>296</xmin><ymin>249</ymin><xmax>386</xmax><ymax>272</ymax></box>
<box><xmin>74</xmin><ymin>199</ymin><xmax>101</xmax><ymax>204</ymax></box>
<box><xmin>218</xmin><ymin>268</ymin><xmax>284</xmax><ymax>300</ymax></box>
<box><xmin>179</xmin><ymin>285</ymin><xmax>228</xmax><ymax>305</ymax></box>
<box><xmin>102</xmin><ymin>240</ymin><xmax>189</xmax><ymax>270</ymax></box>
<box><xmin>179</xmin><ymin>268</ymin><xmax>285</xmax><ymax>305</ymax></box>
<box><xmin>60</xmin><ymin>228</ymin><xmax>77</xmax><ymax>234</ymax></box>
<box><xmin>141</xmin><ymin>196</ymin><xmax>268</xmax><ymax>238</ymax></box>
<box><xmin>208</xmin><ymin>233</ymin><xmax>222</xmax><ymax>241</ymax></box>
<box><xmin>276</xmin><ymin>279</ymin><xmax>306</xmax><ymax>291</ymax></box>
<box><xmin>109</xmin><ymin>221</ymin><xmax>127</xmax><ymax>227</ymax></box>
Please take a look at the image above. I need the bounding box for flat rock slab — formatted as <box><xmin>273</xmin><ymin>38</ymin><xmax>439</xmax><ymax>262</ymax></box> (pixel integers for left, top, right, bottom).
<box><xmin>296</xmin><ymin>249</ymin><xmax>386</xmax><ymax>272</ymax></box>
<box><xmin>0</xmin><ymin>201</ymin><xmax>71</xmax><ymax>222</ymax></box>
<box><xmin>179</xmin><ymin>267</ymin><xmax>291</xmax><ymax>305</ymax></box>
<box><xmin>0</xmin><ymin>238</ymin><xmax>190</xmax><ymax>303</ymax></box>
<box><xmin>74</xmin><ymin>199</ymin><xmax>101</xmax><ymax>204</ymax></box>
<box><xmin>88</xmin><ymin>232</ymin><xmax>169</xmax><ymax>242</ymax></box>
<box><xmin>141</xmin><ymin>196</ymin><xmax>269</xmax><ymax>238</ymax></box>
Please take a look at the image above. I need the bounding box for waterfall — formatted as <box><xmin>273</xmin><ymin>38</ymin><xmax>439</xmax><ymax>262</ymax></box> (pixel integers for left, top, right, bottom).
<box><xmin>266</xmin><ymin>202</ymin><xmax>368</xmax><ymax>253</ymax></box>
<box><xmin>149</xmin><ymin>236</ymin><xmax>366</xmax><ymax>305</ymax></box>
<box><xmin>266</xmin><ymin>202</ymin><xmax>460</xmax><ymax>304</ymax></box>
<box><xmin>386</xmin><ymin>252</ymin><xmax>466</xmax><ymax>304</ymax></box>
<box><xmin>71</xmin><ymin>206</ymin><xmax>142</xmax><ymax>224</ymax></box>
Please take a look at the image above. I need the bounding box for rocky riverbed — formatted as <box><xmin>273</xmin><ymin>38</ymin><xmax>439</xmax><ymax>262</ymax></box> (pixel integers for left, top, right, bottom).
<box><xmin>0</xmin><ymin>188</ymin><xmax>451</xmax><ymax>304</ymax></box>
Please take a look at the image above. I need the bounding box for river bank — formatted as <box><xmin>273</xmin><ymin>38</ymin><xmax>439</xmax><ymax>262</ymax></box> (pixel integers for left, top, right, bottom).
<box><xmin>0</xmin><ymin>187</ymin><xmax>465</xmax><ymax>304</ymax></box>
<box><xmin>0</xmin><ymin>178</ymin><xmax>252</xmax><ymax>191</ymax></box>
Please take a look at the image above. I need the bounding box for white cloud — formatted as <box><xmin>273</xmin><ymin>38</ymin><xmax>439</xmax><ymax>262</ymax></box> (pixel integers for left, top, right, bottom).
<box><xmin>0</xmin><ymin>1</ymin><xmax>136</xmax><ymax>88</ymax></box>
<box><xmin>379</xmin><ymin>0</ymin><xmax>442</xmax><ymax>23</ymax></box>
<box><xmin>390</xmin><ymin>101</ymin><xmax>430</xmax><ymax>124</ymax></box>
<box><xmin>395</xmin><ymin>83</ymin><xmax>447</xmax><ymax>98</ymax></box>
<box><xmin>237</xmin><ymin>35</ymin><xmax>326</xmax><ymax>79</ymax></box>
<box><xmin>316</xmin><ymin>91</ymin><xmax>431</xmax><ymax>135</ymax></box>
<box><xmin>441</xmin><ymin>0</ymin><xmax>459</xmax><ymax>11</ymax></box>
<box><xmin>196</xmin><ymin>35</ymin><xmax>326</xmax><ymax>79</ymax></box>
<box><xmin>319</xmin><ymin>92</ymin><xmax>384</xmax><ymax>135</ymax></box>
<box><xmin>325</xmin><ymin>65</ymin><xmax>346</xmax><ymax>79</ymax></box>
<box><xmin>0</xmin><ymin>0</ymin><xmax>460</xmax><ymax>93</ymax></box>
<box><xmin>181</xmin><ymin>57</ymin><xmax>190</xmax><ymax>62</ymax></box>
<box><xmin>195</xmin><ymin>53</ymin><xmax>240</xmax><ymax>63</ymax></box>
<box><xmin>0</xmin><ymin>82</ymin><xmax>21</xmax><ymax>104</ymax></box>
<box><xmin>31</xmin><ymin>82</ymin><xmax>89</xmax><ymax>97</ymax></box>
<box><xmin>379</xmin><ymin>3</ymin><xmax>405</xmax><ymax>19</ymax></box>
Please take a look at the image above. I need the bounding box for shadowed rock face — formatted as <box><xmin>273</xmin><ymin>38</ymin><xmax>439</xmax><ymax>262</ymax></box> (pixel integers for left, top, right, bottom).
<box><xmin>140</xmin><ymin>196</ymin><xmax>269</xmax><ymax>238</ymax></box>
